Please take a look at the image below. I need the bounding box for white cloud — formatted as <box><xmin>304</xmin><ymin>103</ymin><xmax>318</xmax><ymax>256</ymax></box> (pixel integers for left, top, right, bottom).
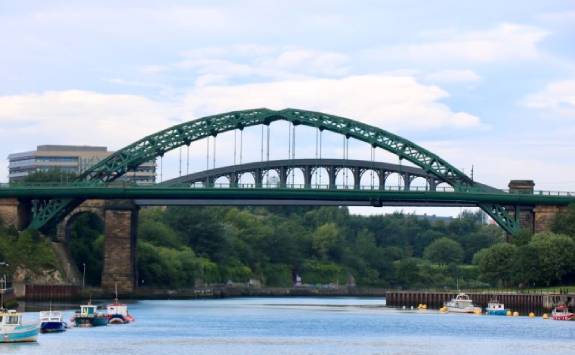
<box><xmin>424</xmin><ymin>70</ymin><xmax>481</xmax><ymax>84</ymax></box>
<box><xmin>142</xmin><ymin>46</ymin><xmax>350</xmax><ymax>86</ymax></box>
<box><xmin>524</xmin><ymin>80</ymin><xmax>575</xmax><ymax>118</ymax></box>
<box><xmin>365</xmin><ymin>23</ymin><xmax>548</xmax><ymax>64</ymax></box>
<box><xmin>0</xmin><ymin>90</ymin><xmax>176</xmax><ymax>149</ymax></box>
<box><xmin>0</xmin><ymin>76</ymin><xmax>480</xmax><ymax>170</ymax></box>
<box><xmin>181</xmin><ymin>75</ymin><xmax>481</xmax><ymax>131</ymax></box>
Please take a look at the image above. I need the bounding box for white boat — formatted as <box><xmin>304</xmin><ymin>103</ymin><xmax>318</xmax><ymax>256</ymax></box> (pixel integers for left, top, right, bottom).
<box><xmin>444</xmin><ymin>293</ymin><xmax>481</xmax><ymax>314</ymax></box>
<box><xmin>486</xmin><ymin>300</ymin><xmax>507</xmax><ymax>316</ymax></box>
<box><xmin>0</xmin><ymin>309</ymin><xmax>39</xmax><ymax>343</ymax></box>
<box><xmin>0</xmin><ymin>275</ymin><xmax>38</xmax><ymax>343</ymax></box>
<box><xmin>39</xmin><ymin>310</ymin><xmax>67</xmax><ymax>333</ymax></box>
<box><xmin>106</xmin><ymin>283</ymin><xmax>135</xmax><ymax>325</ymax></box>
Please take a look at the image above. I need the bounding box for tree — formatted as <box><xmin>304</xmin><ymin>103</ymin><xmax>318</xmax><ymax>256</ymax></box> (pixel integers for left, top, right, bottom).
<box><xmin>552</xmin><ymin>204</ymin><xmax>575</xmax><ymax>239</ymax></box>
<box><xmin>529</xmin><ymin>232</ymin><xmax>575</xmax><ymax>285</ymax></box>
<box><xmin>22</xmin><ymin>169</ymin><xmax>77</xmax><ymax>183</ymax></box>
<box><xmin>474</xmin><ymin>243</ymin><xmax>517</xmax><ymax>287</ymax></box>
<box><xmin>393</xmin><ymin>258</ymin><xmax>421</xmax><ymax>288</ymax></box>
<box><xmin>423</xmin><ymin>237</ymin><xmax>464</xmax><ymax>264</ymax></box>
<box><xmin>511</xmin><ymin>244</ymin><xmax>541</xmax><ymax>287</ymax></box>
<box><xmin>312</xmin><ymin>223</ymin><xmax>343</xmax><ymax>261</ymax></box>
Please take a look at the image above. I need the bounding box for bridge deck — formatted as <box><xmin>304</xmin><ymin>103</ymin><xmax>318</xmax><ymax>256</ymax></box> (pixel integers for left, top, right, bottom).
<box><xmin>1</xmin><ymin>186</ymin><xmax>573</xmax><ymax>206</ymax></box>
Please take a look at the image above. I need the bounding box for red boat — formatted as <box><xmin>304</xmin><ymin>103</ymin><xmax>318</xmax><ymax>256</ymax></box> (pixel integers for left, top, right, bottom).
<box><xmin>552</xmin><ymin>305</ymin><xmax>575</xmax><ymax>321</ymax></box>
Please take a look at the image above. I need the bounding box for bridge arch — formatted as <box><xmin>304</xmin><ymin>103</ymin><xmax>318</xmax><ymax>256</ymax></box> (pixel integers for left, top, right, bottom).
<box><xmin>29</xmin><ymin>108</ymin><xmax>496</xmax><ymax>232</ymax></box>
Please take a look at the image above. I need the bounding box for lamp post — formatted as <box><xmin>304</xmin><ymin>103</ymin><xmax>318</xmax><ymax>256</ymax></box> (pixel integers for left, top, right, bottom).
<box><xmin>0</xmin><ymin>262</ymin><xmax>9</xmax><ymax>310</ymax></box>
<box><xmin>82</xmin><ymin>263</ymin><xmax>86</xmax><ymax>289</ymax></box>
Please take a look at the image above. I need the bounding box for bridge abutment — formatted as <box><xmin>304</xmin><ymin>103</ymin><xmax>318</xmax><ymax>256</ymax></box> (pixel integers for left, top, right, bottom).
<box><xmin>101</xmin><ymin>200</ymin><xmax>139</xmax><ymax>294</ymax></box>
<box><xmin>507</xmin><ymin>180</ymin><xmax>567</xmax><ymax>234</ymax></box>
<box><xmin>0</xmin><ymin>198</ymin><xmax>30</xmax><ymax>230</ymax></box>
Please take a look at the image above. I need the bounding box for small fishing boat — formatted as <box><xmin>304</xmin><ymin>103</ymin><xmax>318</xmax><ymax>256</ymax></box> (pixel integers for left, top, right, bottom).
<box><xmin>552</xmin><ymin>305</ymin><xmax>575</xmax><ymax>321</ymax></box>
<box><xmin>444</xmin><ymin>293</ymin><xmax>482</xmax><ymax>314</ymax></box>
<box><xmin>0</xmin><ymin>275</ymin><xmax>39</xmax><ymax>343</ymax></box>
<box><xmin>106</xmin><ymin>283</ymin><xmax>135</xmax><ymax>325</ymax></box>
<box><xmin>486</xmin><ymin>300</ymin><xmax>507</xmax><ymax>316</ymax></box>
<box><xmin>0</xmin><ymin>309</ymin><xmax>39</xmax><ymax>343</ymax></box>
<box><xmin>39</xmin><ymin>310</ymin><xmax>67</xmax><ymax>333</ymax></box>
<box><xmin>72</xmin><ymin>303</ymin><xmax>108</xmax><ymax>327</ymax></box>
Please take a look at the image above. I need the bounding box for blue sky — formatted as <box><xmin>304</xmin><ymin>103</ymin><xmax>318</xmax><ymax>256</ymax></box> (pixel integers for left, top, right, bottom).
<box><xmin>0</xmin><ymin>0</ymin><xmax>573</xmax><ymax>214</ymax></box>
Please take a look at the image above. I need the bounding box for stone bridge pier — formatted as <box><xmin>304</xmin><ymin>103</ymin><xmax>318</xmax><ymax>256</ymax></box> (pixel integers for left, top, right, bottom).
<box><xmin>100</xmin><ymin>200</ymin><xmax>138</xmax><ymax>294</ymax></box>
<box><xmin>0</xmin><ymin>198</ymin><xmax>139</xmax><ymax>294</ymax></box>
<box><xmin>507</xmin><ymin>180</ymin><xmax>567</xmax><ymax>234</ymax></box>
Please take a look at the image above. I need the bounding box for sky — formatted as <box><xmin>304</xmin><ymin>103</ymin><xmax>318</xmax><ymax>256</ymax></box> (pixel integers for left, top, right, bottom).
<box><xmin>0</xmin><ymin>0</ymin><xmax>573</xmax><ymax>216</ymax></box>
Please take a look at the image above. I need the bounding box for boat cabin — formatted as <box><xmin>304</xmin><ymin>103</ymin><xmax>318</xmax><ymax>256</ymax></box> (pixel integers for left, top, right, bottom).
<box><xmin>107</xmin><ymin>304</ymin><xmax>129</xmax><ymax>317</ymax></box>
<box><xmin>39</xmin><ymin>311</ymin><xmax>63</xmax><ymax>322</ymax></box>
<box><xmin>80</xmin><ymin>305</ymin><xmax>98</xmax><ymax>317</ymax></box>
<box><xmin>487</xmin><ymin>301</ymin><xmax>504</xmax><ymax>310</ymax></box>
<box><xmin>0</xmin><ymin>310</ymin><xmax>22</xmax><ymax>327</ymax></box>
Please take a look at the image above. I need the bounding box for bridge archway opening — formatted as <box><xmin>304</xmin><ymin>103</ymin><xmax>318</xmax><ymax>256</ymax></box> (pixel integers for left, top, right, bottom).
<box><xmin>238</xmin><ymin>172</ymin><xmax>256</xmax><ymax>187</ymax></box>
<box><xmin>385</xmin><ymin>172</ymin><xmax>406</xmax><ymax>191</ymax></box>
<box><xmin>286</xmin><ymin>168</ymin><xmax>305</xmax><ymax>188</ymax></box>
<box><xmin>65</xmin><ymin>211</ymin><xmax>104</xmax><ymax>286</ymax></box>
<box><xmin>410</xmin><ymin>176</ymin><xmax>429</xmax><ymax>191</ymax></box>
<box><xmin>311</xmin><ymin>167</ymin><xmax>330</xmax><ymax>188</ymax></box>
<box><xmin>335</xmin><ymin>168</ymin><xmax>355</xmax><ymax>189</ymax></box>
<box><xmin>435</xmin><ymin>182</ymin><xmax>453</xmax><ymax>192</ymax></box>
<box><xmin>214</xmin><ymin>176</ymin><xmax>231</xmax><ymax>188</ymax></box>
<box><xmin>263</xmin><ymin>169</ymin><xmax>280</xmax><ymax>188</ymax></box>
<box><xmin>360</xmin><ymin>169</ymin><xmax>380</xmax><ymax>190</ymax></box>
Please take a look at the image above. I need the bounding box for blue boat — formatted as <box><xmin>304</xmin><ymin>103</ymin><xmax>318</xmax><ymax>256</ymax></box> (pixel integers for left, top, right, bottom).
<box><xmin>39</xmin><ymin>310</ymin><xmax>67</xmax><ymax>333</ymax></box>
<box><xmin>486</xmin><ymin>300</ymin><xmax>507</xmax><ymax>315</ymax></box>
<box><xmin>0</xmin><ymin>309</ymin><xmax>39</xmax><ymax>343</ymax></box>
<box><xmin>72</xmin><ymin>303</ymin><xmax>108</xmax><ymax>327</ymax></box>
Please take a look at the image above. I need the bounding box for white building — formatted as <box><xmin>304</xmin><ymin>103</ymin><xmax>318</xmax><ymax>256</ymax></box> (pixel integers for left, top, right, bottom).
<box><xmin>8</xmin><ymin>145</ymin><xmax>156</xmax><ymax>184</ymax></box>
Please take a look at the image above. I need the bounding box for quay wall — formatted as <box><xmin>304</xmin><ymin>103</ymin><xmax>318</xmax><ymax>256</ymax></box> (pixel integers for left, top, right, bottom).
<box><xmin>385</xmin><ymin>291</ymin><xmax>575</xmax><ymax>313</ymax></box>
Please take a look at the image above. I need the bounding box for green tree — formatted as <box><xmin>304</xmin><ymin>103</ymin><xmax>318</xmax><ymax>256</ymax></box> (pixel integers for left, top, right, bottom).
<box><xmin>22</xmin><ymin>169</ymin><xmax>77</xmax><ymax>183</ymax></box>
<box><xmin>393</xmin><ymin>258</ymin><xmax>421</xmax><ymax>288</ymax></box>
<box><xmin>511</xmin><ymin>244</ymin><xmax>541</xmax><ymax>287</ymax></box>
<box><xmin>552</xmin><ymin>204</ymin><xmax>575</xmax><ymax>239</ymax></box>
<box><xmin>529</xmin><ymin>232</ymin><xmax>575</xmax><ymax>285</ymax></box>
<box><xmin>423</xmin><ymin>237</ymin><xmax>464</xmax><ymax>264</ymax></box>
<box><xmin>312</xmin><ymin>223</ymin><xmax>343</xmax><ymax>261</ymax></box>
<box><xmin>68</xmin><ymin>213</ymin><xmax>104</xmax><ymax>286</ymax></box>
<box><xmin>474</xmin><ymin>243</ymin><xmax>517</xmax><ymax>287</ymax></box>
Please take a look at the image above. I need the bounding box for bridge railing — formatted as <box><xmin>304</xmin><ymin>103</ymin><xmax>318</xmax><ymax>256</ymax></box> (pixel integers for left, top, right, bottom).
<box><xmin>501</xmin><ymin>189</ymin><xmax>575</xmax><ymax>197</ymax></box>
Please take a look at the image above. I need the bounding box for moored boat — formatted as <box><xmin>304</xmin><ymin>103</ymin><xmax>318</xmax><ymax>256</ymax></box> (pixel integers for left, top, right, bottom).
<box><xmin>72</xmin><ymin>303</ymin><xmax>108</xmax><ymax>327</ymax></box>
<box><xmin>486</xmin><ymin>300</ymin><xmax>507</xmax><ymax>316</ymax></box>
<box><xmin>106</xmin><ymin>283</ymin><xmax>135</xmax><ymax>325</ymax></box>
<box><xmin>107</xmin><ymin>303</ymin><xmax>134</xmax><ymax>324</ymax></box>
<box><xmin>444</xmin><ymin>293</ymin><xmax>482</xmax><ymax>314</ymax></box>
<box><xmin>0</xmin><ymin>309</ymin><xmax>39</xmax><ymax>343</ymax></box>
<box><xmin>39</xmin><ymin>310</ymin><xmax>67</xmax><ymax>333</ymax></box>
<box><xmin>552</xmin><ymin>305</ymin><xmax>575</xmax><ymax>321</ymax></box>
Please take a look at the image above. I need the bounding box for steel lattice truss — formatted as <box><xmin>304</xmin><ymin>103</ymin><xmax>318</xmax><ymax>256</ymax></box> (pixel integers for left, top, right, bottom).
<box><xmin>27</xmin><ymin>108</ymin><xmax>517</xmax><ymax>233</ymax></box>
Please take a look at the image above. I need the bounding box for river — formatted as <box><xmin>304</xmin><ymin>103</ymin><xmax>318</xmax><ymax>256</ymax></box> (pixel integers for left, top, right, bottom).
<box><xmin>3</xmin><ymin>297</ymin><xmax>575</xmax><ymax>354</ymax></box>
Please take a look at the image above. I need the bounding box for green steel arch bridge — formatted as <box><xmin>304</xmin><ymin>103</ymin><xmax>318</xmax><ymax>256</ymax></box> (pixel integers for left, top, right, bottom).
<box><xmin>1</xmin><ymin>108</ymin><xmax>574</xmax><ymax>235</ymax></box>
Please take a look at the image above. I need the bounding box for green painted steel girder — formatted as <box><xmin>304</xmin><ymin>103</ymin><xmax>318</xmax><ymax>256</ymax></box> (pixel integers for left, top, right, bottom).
<box><xmin>3</xmin><ymin>186</ymin><xmax>575</xmax><ymax>205</ymax></box>
<box><xmin>25</xmin><ymin>108</ymin><xmax>510</xmax><ymax>232</ymax></box>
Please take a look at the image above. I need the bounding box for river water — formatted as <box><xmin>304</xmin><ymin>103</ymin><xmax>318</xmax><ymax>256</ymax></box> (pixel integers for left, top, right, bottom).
<box><xmin>3</xmin><ymin>297</ymin><xmax>575</xmax><ymax>354</ymax></box>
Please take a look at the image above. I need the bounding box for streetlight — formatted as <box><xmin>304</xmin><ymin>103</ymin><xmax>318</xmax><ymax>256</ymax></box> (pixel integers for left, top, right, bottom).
<box><xmin>0</xmin><ymin>262</ymin><xmax>9</xmax><ymax>310</ymax></box>
<box><xmin>82</xmin><ymin>263</ymin><xmax>86</xmax><ymax>289</ymax></box>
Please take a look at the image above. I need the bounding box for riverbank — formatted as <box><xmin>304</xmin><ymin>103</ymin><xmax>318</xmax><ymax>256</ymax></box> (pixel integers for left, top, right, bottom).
<box><xmin>15</xmin><ymin>284</ymin><xmax>575</xmax><ymax>314</ymax></box>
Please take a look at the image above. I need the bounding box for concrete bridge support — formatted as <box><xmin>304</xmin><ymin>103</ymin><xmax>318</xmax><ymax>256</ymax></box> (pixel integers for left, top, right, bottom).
<box><xmin>101</xmin><ymin>200</ymin><xmax>139</xmax><ymax>294</ymax></box>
